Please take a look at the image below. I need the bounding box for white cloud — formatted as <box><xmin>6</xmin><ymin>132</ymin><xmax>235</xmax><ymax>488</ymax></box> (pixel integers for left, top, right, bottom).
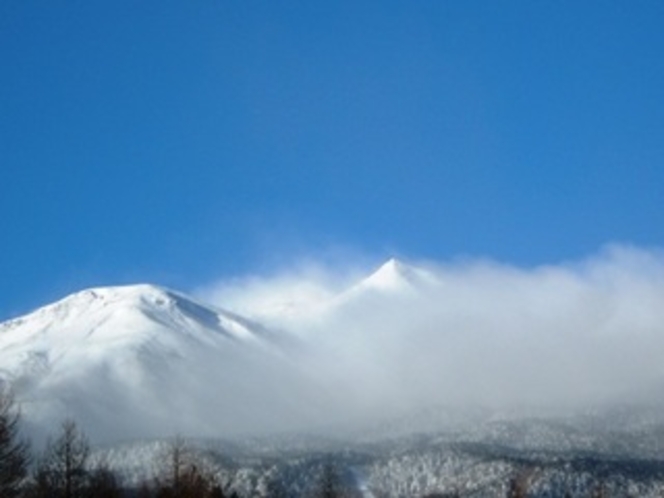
<box><xmin>195</xmin><ymin>244</ymin><xmax>664</xmax><ymax>426</ymax></box>
<box><xmin>195</xmin><ymin>259</ymin><xmax>367</xmax><ymax>327</ymax></box>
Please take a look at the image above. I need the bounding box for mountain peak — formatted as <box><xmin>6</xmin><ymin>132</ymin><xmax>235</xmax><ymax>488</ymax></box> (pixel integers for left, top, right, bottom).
<box><xmin>0</xmin><ymin>282</ymin><xmax>308</xmax><ymax>440</ymax></box>
<box><xmin>62</xmin><ymin>283</ymin><xmax>174</xmax><ymax>306</ymax></box>
<box><xmin>0</xmin><ymin>284</ymin><xmax>172</xmax><ymax>331</ymax></box>
<box><xmin>0</xmin><ymin>283</ymin><xmax>268</xmax><ymax>356</ymax></box>
<box><xmin>352</xmin><ymin>258</ymin><xmax>442</xmax><ymax>297</ymax></box>
<box><xmin>360</xmin><ymin>258</ymin><xmax>414</xmax><ymax>292</ymax></box>
<box><xmin>381</xmin><ymin>257</ymin><xmax>408</xmax><ymax>274</ymax></box>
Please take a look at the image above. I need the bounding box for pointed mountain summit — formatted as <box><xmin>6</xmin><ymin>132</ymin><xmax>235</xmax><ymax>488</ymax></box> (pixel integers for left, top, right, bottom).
<box><xmin>360</xmin><ymin>258</ymin><xmax>416</xmax><ymax>291</ymax></box>
<box><xmin>350</xmin><ymin>258</ymin><xmax>438</xmax><ymax>295</ymax></box>
<box><xmin>315</xmin><ymin>258</ymin><xmax>440</xmax><ymax>318</ymax></box>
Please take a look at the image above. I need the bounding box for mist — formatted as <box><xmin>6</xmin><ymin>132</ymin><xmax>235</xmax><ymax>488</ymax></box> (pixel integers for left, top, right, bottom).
<box><xmin>197</xmin><ymin>244</ymin><xmax>664</xmax><ymax>429</ymax></box>
<box><xmin>11</xmin><ymin>245</ymin><xmax>664</xmax><ymax>443</ymax></box>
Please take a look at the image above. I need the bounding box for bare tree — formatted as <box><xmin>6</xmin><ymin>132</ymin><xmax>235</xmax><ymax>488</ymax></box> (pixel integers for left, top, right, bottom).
<box><xmin>0</xmin><ymin>387</ymin><xmax>30</xmax><ymax>497</ymax></box>
<box><xmin>33</xmin><ymin>419</ymin><xmax>91</xmax><ymax>498</ymax></box>
<box><xmin>87</xmin><ymin>462</ymin><xmax>122</xmax><ymax>498</ymax></box>
<box><xmin>154</xmin><ymin>437</ymin><xmax>224</xmax><ymax>498</ymax></box>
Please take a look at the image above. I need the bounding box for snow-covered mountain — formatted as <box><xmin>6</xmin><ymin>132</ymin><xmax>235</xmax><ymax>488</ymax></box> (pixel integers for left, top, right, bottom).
<box><xmin>0</xmin><ymin>260</ymin><xmax>434</xmax><ymax>442</ymax></box>
<box><xmin>6</xmin><ymin>256</ymin><xmax>664</xmax><ymax>495</ymax></box>
<box><xmin>0</xmin><ymin>284</ymin><xmax>277</xmax><ymax>367</ymax></box>
<box><xmin>0</xmin><ymin>283</ymin><xmax>328</xmax><ymax>442</ymax></box>
<box><xmin>350</xmin><ymin>258</ymin><xmax>436</xmax><ymax>293</ymax></box>
<box><xmin>219</xmin><ymin>258</ymin><xmax>433</xmax><ymax>326</ymax></box>
<box><xmin>327</xmin><ymin>257</ymin><xmax>439</xmax><ymax>310</ymax></box>
<box><xmin>3</xmin><ymin>255</ymin><xmax>664</xmax><ymax>446</ymax></box>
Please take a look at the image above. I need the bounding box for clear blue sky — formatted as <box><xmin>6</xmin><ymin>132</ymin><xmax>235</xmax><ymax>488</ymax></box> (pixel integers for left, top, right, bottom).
<box><xmin>1</xmin><ymin>1</ymin><xmax>663</xmax><ymax>320</ymax></box>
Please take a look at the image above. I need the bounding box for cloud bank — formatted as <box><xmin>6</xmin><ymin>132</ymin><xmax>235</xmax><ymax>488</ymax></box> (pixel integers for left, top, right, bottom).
<box><xmin>197</xmin><ymin>244</ymin><xmax>664</xmax><ymax>426</ymax></box>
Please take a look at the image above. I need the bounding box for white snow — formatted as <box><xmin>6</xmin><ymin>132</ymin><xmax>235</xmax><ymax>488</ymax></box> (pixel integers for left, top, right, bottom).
<box><xmin>3</xmin><ymin>249</ymin><xmax>664</xmax><ymax>445</ymax></box>
<box><xmin>0</xmin><ymin>284</ymin><xmax>317</xmax><ymax>442</ymax></box>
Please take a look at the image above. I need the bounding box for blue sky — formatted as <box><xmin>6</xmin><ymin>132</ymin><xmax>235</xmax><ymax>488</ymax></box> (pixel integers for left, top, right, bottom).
<box><xmin>1</xmin><ymin>1</ymin><xmax>663</xmax><ymax>320</ymax></box>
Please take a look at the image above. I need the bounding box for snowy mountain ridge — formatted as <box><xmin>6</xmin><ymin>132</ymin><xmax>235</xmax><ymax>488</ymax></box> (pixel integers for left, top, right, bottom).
<box><xmin>2</xmin><ymin>255</ymin><xmax>663</xmax><ymax>446</ymax></box>
<box><xmin>0</xmin><ymin>281</ymin><xmax>333</xmax><ymax>441</ymax></box>
<box><xmin>0</xmin><ymin>284</ymin><xmax>272</xmax><ymax>380</ymax></box>
<box><xmin>0</xmin><ymin>259</ymin><xmax>427</xmax><ymax>442</ymax></box>
<box><xmin>4</xmin><ymin>258</ymin><xmax>664</xmax><ymax>495</ymax></box>
<box><xmin>1</xmin><ymin>283</ymin><xmax>260</xmax><ymax>341</ymax></box>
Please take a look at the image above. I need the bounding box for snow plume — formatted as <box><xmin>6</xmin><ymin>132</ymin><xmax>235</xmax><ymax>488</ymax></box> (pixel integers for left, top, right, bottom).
<box><xmin>4</xmin><ymin>245</ymin><xmax>664</xmax><ymax>442</ymax></box>
<box><xmin>199</xmin><ymin>244</ymin><xmax>664</xmax><ymax>424</ymax></box>
<box><xmin>196</xmin><ymin>260</ymin><xmax>366</xmax><ymax>326</ymax></box>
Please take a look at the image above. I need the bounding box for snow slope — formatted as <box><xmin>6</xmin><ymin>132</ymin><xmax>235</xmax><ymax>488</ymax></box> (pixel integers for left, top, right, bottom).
<box><xmin>0</xmin><ymin>284</ymin><xmax>318</xmax><ymax>442</ymax></box>
<box><xmin>0</xmin><ymin>261</ymin><xmax>435</xmax><ymax>442</ymax></box>
<box><xmin>5</xmin><ymin>255</ymin><xmax>661</xmax><ymax>444</ymax></box>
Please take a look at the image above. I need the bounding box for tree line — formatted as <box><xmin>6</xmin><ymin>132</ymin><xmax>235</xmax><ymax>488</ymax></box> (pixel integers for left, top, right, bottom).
<box><xmin>0</xmin><ymin>388</ymin><xmax>616</xmax><ymax>497</ymax></box>
<box><xmin>0</xmin><ymin>388</ymin><xmax>233</xmax><ymax>498</ymax></box>
<box><xmin>1</xmin><ymin>387</ymin><xmax>356</xmax><ymax>498</ymax></box>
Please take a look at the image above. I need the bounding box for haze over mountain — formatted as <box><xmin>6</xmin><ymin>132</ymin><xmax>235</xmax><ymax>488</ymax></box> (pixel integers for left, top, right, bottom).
<box><xmin>0</xmin><ymin>284</ymin><xmax>322</xmax><ymax>442</ymax></box>
<box><xmin>2</xmin><ymin>245</ymin><xmax>664</xmax><ymax>443</ymax></box>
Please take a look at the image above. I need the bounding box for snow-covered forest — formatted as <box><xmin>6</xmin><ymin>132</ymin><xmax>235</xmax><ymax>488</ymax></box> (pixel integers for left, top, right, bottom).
<box><xmin>5</xmin><ymin>387</ymin><xmax>664</xmax><ymax>497</ymax></box>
